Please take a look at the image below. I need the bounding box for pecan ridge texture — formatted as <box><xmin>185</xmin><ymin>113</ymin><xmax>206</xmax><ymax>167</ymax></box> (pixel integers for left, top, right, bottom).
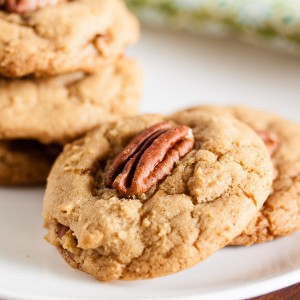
<box><xmin>105</xmin><ymin>122</ymin><xmax>195</xmax><ymax>196</ymax></box>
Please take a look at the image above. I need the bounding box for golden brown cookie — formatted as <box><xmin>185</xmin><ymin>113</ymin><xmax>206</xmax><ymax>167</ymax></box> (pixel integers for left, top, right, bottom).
<box><xmin>43</xmin><ymin>111</ymin><xmax>273</xmax><ymax>281</ymax></box>
<box><xmin>181</xmin><ymin>105</ymin><xmax>300</xmax><ymax>245</ymax></box>
<box><xmin>0</xmin><ymin>57</ymin><xmax>141</xmax><ymax>144</ymax></box>
<box><xmin>0</xmin><ymin>139</ymin><xmax>61</xmax><ymax>185</ymax></box>
<box><xmin>0</xmin><ymin>0</ymin><xmax>139</xmax><ymax>78</ymax></box>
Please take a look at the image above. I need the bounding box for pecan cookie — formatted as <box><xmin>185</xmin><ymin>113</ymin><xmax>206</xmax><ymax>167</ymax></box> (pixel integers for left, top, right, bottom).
<box><xmin>180</xmin><ymin>105</ymin><xmax>300</xmax><ymax>245</ymax></box>
<box><xmin>0</xmin><ymin>0</ymin><xmax>139</xmax><ymax>78</ymax></box>
<box><xmin>0</xmin><ymin>139</ymin><xmax>61</xmax><ymax>185</ymax></box>
<box><xmin>0</xmin><ymin>57</ymin><xmax>141</xmax><ymax>144</ymax></box>
<box><xmin>43</xmin><ymin>111</ymin><xmax>273</xmax><ymax>281</ymax></box>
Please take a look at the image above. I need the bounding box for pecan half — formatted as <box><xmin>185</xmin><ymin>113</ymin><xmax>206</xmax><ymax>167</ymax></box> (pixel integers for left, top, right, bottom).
<box><xmin>256</xmin><ymin>130</ymin><xmax>278</xmax><ymax>157</ymax></box>
<box><xmin>105</xmin><ymin>122</ymin><xmax>195</xmax><ymax>196</ymax></box>
<box><xmin>0</xmin><ymin>0</ymin><xmax>67</xmax><ymax>14</ymax></box>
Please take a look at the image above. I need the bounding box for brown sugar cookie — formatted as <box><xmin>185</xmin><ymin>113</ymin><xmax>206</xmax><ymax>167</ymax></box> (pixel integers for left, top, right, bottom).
<box><xmin>43</xmin><ymin>111</ymin><xmax>273</xmax><ymax>281</ymax></box>
<box><xmin>181</xmin><ymin>105</ymin><xmax>300</xmax><ymax>245</ymax></box>
<box><xmin>0</xmin><ymin>0</ymin><xmax>139</xmax><ymax>78</ymax></box>
<box><xmin>0</xmin><ymin>57</ymin><xmax>141</xmax><ymax>144</ymax></box>
<box><xmin>0</xmin><ymin>139</ymin><xmax>61</xmax><ymax>185</ymax></box>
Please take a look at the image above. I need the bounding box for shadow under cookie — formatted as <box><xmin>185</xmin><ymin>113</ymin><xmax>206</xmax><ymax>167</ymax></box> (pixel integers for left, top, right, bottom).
<box><xmin>0</xmin><ymin>139</ymin><xmax>62</xmax><ymax>185</ymax></box>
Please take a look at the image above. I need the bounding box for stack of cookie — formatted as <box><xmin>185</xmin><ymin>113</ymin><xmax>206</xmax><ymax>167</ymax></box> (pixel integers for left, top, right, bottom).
<box><xmin>43</xmin><ymin>106</ymin><xmax>300</xmax><ymax>281</ymax></box>
<box><xmin>0</xmin><ymin>0</ymin><xmax>141</xmax><ymax>185</ymax></box>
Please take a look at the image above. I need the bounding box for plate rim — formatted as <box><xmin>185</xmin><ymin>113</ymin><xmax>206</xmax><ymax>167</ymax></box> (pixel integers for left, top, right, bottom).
<box><xmin>0</xmin><ymin>267</ymin><xmax>299</xmax><ymax>300</ymax></box>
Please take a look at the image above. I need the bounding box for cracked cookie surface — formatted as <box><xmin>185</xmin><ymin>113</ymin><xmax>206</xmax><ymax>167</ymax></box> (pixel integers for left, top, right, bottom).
<box><xmin>0</xmin><ymin>0</ymin><xmax>139</xmax><ymax>78</ymax></box>
<box><xmin>182</xmin><ymin>106</ymin><xmax>300</xmax><ymax>245</ymax></box>
<box><xmin>0</xmin><ymin>139</ymin><xmax>61</xmax><ymax>185</ymax></box>
<box><xmin>43</xmin><ymin>111</ymin><xmax>273</xmax><ymax>281</ymax></box>
<box><xmin>0</xmin><ymin>57</ymin><xmax>141</xmax><ymax>144</ymax></box>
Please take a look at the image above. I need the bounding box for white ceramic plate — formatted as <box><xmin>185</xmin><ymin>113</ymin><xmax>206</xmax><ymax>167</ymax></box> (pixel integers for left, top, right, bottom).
<box><xmin>0</xmin><ymin>29</ymin><xmax>300</xmax><ymax>300</ymax></box>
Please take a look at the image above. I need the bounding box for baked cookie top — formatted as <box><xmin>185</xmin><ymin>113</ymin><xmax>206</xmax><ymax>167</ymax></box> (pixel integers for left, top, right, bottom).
<box><xmin>182</xmin><ymin>105</ymin><xmax>300</xmax><ymax>245</ymax></box>
<box><xmin>0</xmin><ymin>139</ymin><xmax>61</xmax><ymax>185</ymax></box>
<box><xmin>0</xmin><ymin>0</ymin><xmax>139</xmax><ymax>78</ymax></box>
<box><xmin>0</xmin><ymin>57</ymin><xmax>141</xmax><ymax>144</ymax></box>
<box><xmin>43</xmin><ymin>111</ymin><xmax>273</xmax><ymax>281</ymax></box>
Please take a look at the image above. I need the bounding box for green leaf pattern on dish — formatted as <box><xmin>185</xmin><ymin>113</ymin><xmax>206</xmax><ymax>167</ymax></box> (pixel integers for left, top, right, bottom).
<box><xmin>125</xmin><ymin>0</ymin><xmax>300</xmax><ymax>55</ymax></box>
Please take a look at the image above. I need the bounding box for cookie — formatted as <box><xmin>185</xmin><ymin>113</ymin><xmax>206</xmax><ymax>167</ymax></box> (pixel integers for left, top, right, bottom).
<box><xmin>43</xmin><ymin>111</ymin><xmax>273</xmax><ymax>281</ymax></box>
<box><xmin>0</xmin><ymin>56</ymin><xmax>141</xmax><ymax>144</ymax></box>
<box><xmin>0</xmin><ymin>139</ymin><xmax>61</xmax><ymax>185</ymax></box>
<box><xmin>181</xmin><ymin>105</ymin><xmax>300</xmax><ymax>245</ymax></box>
<box><xmin>0</xmin><ymin>0</ymin><xmax>139</xmax><ymax>78</ymax></box>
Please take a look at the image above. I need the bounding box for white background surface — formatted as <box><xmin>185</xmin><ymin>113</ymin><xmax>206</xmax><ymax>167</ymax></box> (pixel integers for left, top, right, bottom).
<box><xmin>0</xmin><ymin>29</ymin><xmax>300</xmax><ymax>300</ymax></box>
